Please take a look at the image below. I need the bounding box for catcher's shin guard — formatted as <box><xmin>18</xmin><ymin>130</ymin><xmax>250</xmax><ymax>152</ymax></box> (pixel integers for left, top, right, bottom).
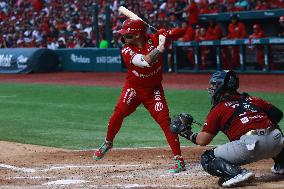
<box><xmin>93</xmin><ymin>139</ymin><xmax>113</xmax><ymax>160</ymax></box>
<box><xmin>271</xmin><ymin>163</ymin><xmax>284</xmax><ymax>175</ymax></box>
<box><xmin>201</xmin><ymin>149</ymin><xmax>242</xmax><ymax>178</ymax></box>
<box><xmin>169</xmin><ymin>155</ymin><xmax>186</xmax><ymax>173</ymax></box>
<box><xmin>272</xmin><ymin>148</ymin><xmax>284</xmax><ymax>174</ymax></box>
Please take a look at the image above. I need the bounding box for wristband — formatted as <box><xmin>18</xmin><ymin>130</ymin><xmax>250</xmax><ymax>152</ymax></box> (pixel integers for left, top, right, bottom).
<box><xmin>180</xmin><ymin>130</ymin><xmax>193</xmax><ymax>140</ymax></box>
<box><xmin>190</xmin><ymin>133</ymin><xmax>198</xmax><ymax>145</ymax></box>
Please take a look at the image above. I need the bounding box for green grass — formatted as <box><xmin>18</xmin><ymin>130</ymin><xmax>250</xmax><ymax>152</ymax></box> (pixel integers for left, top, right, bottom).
<box><xmin>0</xmin><ymin>83</ymin><xmax>283</xmax><ymax>150</ymax></box>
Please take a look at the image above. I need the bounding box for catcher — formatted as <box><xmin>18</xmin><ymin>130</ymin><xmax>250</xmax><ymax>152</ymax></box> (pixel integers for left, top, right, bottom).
<box><xmin>171</xmin><ymin>70</ymin><xmax>284</xmax><ymax>187</ymax></box>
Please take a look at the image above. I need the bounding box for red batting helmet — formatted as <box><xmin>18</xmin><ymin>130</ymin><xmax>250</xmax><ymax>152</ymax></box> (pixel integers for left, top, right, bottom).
<box><xmin>279</xmin><ymin>16</ymin><xmax>284</xmax><ymax>22</ymax></box>
<box><xmin>118</xmin><ymin>18</ymin><xmax>146</xmax><ymax>35</ymax></box>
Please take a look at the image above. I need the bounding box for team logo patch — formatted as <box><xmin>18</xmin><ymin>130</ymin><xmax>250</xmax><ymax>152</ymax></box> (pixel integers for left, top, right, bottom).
<box><xmin>155</xmin><ymin>102</ymin><xmax>163</xmax><ymax>112</ymax></box>
<box><xmin>123</xmin><ymin>88</ymin><xmax>136</xmax><ymax>105</ymax></box>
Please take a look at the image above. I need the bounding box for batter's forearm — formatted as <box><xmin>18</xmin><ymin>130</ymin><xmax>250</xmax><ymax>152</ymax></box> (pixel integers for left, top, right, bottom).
<box><xmin>143</xmin><ymin>49</ymin><xmax>161</xmax><ymax>65</ymax></box>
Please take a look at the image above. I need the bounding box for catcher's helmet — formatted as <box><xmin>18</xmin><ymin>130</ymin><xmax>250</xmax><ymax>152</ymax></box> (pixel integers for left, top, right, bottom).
<box><xmin>208</xmin><ymin>70</ymin><xmax>239</xmax><ymax>106</ymax></box>
<box><xmin>118</xmin><ymin>18</ymin><xmax>146</xmax><ymax>36</ymax></box>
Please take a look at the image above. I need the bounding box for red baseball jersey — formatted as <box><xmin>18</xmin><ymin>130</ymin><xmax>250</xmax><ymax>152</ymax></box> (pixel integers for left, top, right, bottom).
<box><xmin>121</xmin><ymin>34</ymin><xmax>163</xmax><ymax>88</ymax></box>
<box><xmin>227</xmin><ymin>22</ymin><xmax>246</xmax><ymax>39</ymax></box>
<box><xmin>202</xmin><ymin>95</ymin><xmax>273</xmax><ymax>141</ymax></box>
<box><xmin>206</xmin><ymin>25</ymin><xmax>223</xmax><ymax>40</ymax></box>
<box><xmin>188</xmin><ymin>1</ymin><xmax>199</xmax><ymax>25</ymax></box>
<box><xmin>249</xmin><ymin>31</ymin><xmax>265</xmax><ymax>39</ymax></box>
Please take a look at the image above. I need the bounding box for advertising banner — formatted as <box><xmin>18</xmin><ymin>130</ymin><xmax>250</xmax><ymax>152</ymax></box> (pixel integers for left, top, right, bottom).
<box><xmin>55</xmin><ymin>48</ymin><xmax>122</xmax><ymax>72</ymax></box>
<box><xmin>0</xmin><ymin>48</ymin><xmax>59</xmax><ymax>74</ymax></box>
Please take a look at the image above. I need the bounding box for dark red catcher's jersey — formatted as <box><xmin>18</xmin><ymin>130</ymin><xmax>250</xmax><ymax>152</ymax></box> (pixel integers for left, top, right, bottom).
<box><xmin>121</xmin><ymin>33</ymin><xmax>163</xmax><ymax>88</ymax></box>
<box><xmin>202</xmin><ymin>94</ymin><xmax>273</xmax><ymax>141</ymax></box>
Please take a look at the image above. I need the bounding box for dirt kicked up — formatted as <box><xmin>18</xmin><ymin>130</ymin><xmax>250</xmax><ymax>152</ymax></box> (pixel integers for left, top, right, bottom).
<box><xmin>0</xmin><ymin>72</ymin><xmax>283</xmax><ymax>188</ymax></box>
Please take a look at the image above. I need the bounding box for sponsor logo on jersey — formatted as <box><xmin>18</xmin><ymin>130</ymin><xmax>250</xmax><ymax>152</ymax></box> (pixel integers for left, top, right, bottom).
<box><xmin>122</xmin><ymin>47</ymin><xmax>134</xmax><ymax>56</ymax></box>
<box><xmin>154</xmin><ymin>90</ymin><xmax>163</xmax><ymax>111</ymax></box>
<box><xmin>154</xmin><ymin>90</ymin><xmax>161</xmax><ymax>101</ymax></box>
<box><xmin>155</xmin><ymin>102</ymin><xmax>163</xmax><ymax>112</ymax></box>
<box><xmin>123</xmin><ymin>88</ymin><xmax>136</xmax><ymax>105</ymax></box>
<box><xmin>131</xmin><ymin>66</ymin><xmax>162</xmax><ymax>78</ymax></box>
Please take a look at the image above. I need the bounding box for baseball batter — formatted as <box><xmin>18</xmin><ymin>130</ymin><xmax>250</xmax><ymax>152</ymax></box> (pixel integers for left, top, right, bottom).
<box><xmin>171</xmin><ymin>70</ymin><xmax>284</xmax><ymax>187</ymax></box>
<box><xmin>93</xmin><ymin>18</ymin><xmax>186</xmax><ymax>173</ymax></box>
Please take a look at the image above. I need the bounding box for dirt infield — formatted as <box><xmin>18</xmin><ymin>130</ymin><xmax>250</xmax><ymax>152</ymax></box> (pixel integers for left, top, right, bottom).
<box><xmin>0</xmin><ymin>72</ymin><xmax>284</xmax><ymax>189</ymax></box>
<box><xmin>1</xmin><ymin>141</ymin><xmax>284</xmax><ymax>189</ymax></box>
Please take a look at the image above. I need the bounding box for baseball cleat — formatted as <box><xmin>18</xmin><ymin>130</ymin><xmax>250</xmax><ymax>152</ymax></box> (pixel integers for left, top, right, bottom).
<box><xmin>169</xmin><ymin>155</ymin><xmax>186</xmax><ymax>173</ymax></box>
<box><xmin>220</xmin><ymin>169</ymin><xmax>254</xmax><ymax>187</ymax></box>
<box><xmin>93</xmin><ymin>140</ymin><xmax>113</xmax><ymax>160</ymax></box>
<box><xmin>271</xmin><ymin>164</ymin><xmax>284</xmax><ymax>175</ymax></box>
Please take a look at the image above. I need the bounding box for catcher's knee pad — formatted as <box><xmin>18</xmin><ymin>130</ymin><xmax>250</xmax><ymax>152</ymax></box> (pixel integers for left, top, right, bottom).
<box><xmin>201</xmin><ymin>149</ymin><xmax>242</xmax><ymax>178</ymax></box>
<box><xmin>201</xmin><ymin>149</ymin><xmax>215</xmax><ymax>172</ymax></box>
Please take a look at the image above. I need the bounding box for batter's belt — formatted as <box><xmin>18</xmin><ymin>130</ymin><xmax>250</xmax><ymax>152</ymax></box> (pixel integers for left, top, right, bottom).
<box><xmin>245</xmin><ymin>126</ymin><xmax>276</xmax><ymax>136</ymax></box>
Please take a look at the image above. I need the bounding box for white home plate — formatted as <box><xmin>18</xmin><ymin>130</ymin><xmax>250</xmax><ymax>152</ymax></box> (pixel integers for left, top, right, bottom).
<box><xmin>42</xmin><ymin>179</ymin><xmax>88</xmax><ymax>186</ymax></box>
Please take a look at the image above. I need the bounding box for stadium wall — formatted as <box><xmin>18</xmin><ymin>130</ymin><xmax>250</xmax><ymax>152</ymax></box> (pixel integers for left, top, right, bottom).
<box><xmin>54</xmin><ymin>48</ymin><xmax>122</xmax><ymax>72</ymax></box>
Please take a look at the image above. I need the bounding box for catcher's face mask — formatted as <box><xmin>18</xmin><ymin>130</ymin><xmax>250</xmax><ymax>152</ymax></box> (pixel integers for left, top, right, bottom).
<box><xmin>208</xmin><ymin>70</ymin><xmax>239</xmax><ymax>106</ymax></box>
<box><xmin>208</xmin><ymin>82</ymin><xmax>217</xmax><ymax>96</ymax></box>
<box><xmin>208</xmin><ymin>71</ymin><xmax>228</xmax><ymax>106</ymax></box>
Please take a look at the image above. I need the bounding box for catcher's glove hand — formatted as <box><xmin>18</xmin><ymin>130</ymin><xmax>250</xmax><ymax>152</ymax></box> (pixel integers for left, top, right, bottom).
<box><xmin>170</xmin><ymin>113</ymin><xmax>194</xmax><ymax>139</ymax></box>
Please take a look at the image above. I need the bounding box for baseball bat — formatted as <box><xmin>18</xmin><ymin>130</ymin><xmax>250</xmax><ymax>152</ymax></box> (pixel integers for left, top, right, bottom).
<box><xmin>118</xmin><ymin>6</ymin><xmax>157</xmax><ymax>32</ymax></box>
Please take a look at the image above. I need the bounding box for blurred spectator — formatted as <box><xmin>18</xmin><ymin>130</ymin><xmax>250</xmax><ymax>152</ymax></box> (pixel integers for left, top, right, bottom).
<box><xmin>206</xmin><ymin>19</ymin><xmax>223</xmax><ymax>40</ymax></box>
<box><xmin>227</xmin><ymin>0</ymin><xmax>243</xmax><ymax>12</ymax></box>
<box><xmin>99</xmin><ymin>34</ymin><xmax>108</xmax><ymax>48</ymax></box>
<box><xmin>249</xmin><ymin>24</ymin><xmax>266</xmax><ymax>70</ymax></box>
<box><xmin>168</xmin><ymin>12</ymin><xmax>181</xmax><ymax>28</ymax></box>
<box><xmin>246</xmin><ymin>0</ymin><xmax>256</xmax><ymax>10</ymax></box>
<box><xmin>174</xmin><ymin>0</ymin><xmax>187</xmax><ymax>21</ymax></box>
<box><xmin>66</xmin><ymin>36</ymin><xmax>76</xmax><ymax>48</ymax></box>
<box><xmin>35</xmin><ymin>39</ymin><xmax>45</xmax><ymax>48</ymax></box>
<box><xmin>85</xmin><ymin>37</ymin><xmax>96</xmax><ymax>47</ymax></box>
<box><xmin>57</xmin><ymin>37</ymin><xmax>66</xmax><ymax>48</ymax></box>
<box><xmin>270</xmin><ymin>0</ymin><xmax>284</xmax><ymax>8</ymax></box>
<box><xmin>199</xmin><ymin>1</ymin><xmax>210</xmax><ymax>14</ymax></box>
<box><xmin>47</xmin><ymin>37</ymin><xmax>58</xmax><ymax>49</ymax></box>
<box><xmin>249</xmin><ymin>24</ymin><xmax>265</xmax><ymax>39</ymax></box>
<box><xmin>0</xmin><ymin>0</ymin><xmax>283</xmax><ymax>50</ymax></box>
<box><xmin>178</xmin><ymin>21</ymin><xmax>195</xmax><ymax>67</ymax></box>
<box><xmin>194</xmin><ymin>25</ymin><xmax>202</xmax><ymax>39</ymax></box>
<box><xmin>224</xmin><ymin>14</ymin><xmax>247</xmax><ymax>69</ymax></box>
<box><xmin>205</xmin><ymin>19</ymin><xmax>223</xmax><ymax>67</ymax></box>
<box><xmin>187</xmin><ymin>0</ymin><xmax>199</xmax><ymax>27</ymax></box>
<box><xmin>255</xmin><ymin>0</ymin><xmax>269</xmax><ymax>10</ymax></box>
<box><xmin>195</xmin><ymin>26</ymin><xmax>210</xmax><ymax>69</ymax></box>
<box><xmin>235</xmin><ymin>0</ymin><xmax>249</xmax><ymax>10</ymax></box>
<box><xmin>180</xmin><ymin>21</ymin><xmax>195</xmax><ymax>41</ymax></box>
<box><xmin>200</xmin><ymin>1</ymin><xmax>219</xmax><ymax>14</ymax></box>
<box><xmin>227</xmin><ymin>15</ymin><xmax>246</xmax><ymax>39</ymax></box>
<box><xmin>0</xmin><ymin>37</ymin><xmax>6</xmax><ymax>48</ymax></box>
<box><xmin>277</xmin><ymin>16</ymin><xmax>284</xmax><ymax>37</ymax></box>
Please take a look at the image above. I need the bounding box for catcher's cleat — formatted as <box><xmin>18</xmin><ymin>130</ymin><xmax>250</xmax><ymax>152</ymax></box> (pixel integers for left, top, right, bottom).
<box><xmin>271</xmin><ymin>163</ymin><xmax>284</xmax><ymax>175</ymax></box>
<box><xmin>219</xmin><ymin>169</ymin><xmax>254</xmax><ymax>187</ymax></box>
<box><xmin>93</xmin><ymin>140</ymin><xmax>113</xmax><ymax>161</ymax></box>
<box><xmin>169</xmin><ymin>155</ymin><xmax>186</xmax><ymax>173</ymax></box>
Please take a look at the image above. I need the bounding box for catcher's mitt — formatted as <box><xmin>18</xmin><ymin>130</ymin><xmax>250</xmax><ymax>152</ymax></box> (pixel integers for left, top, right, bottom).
<box><xmin>170</xmin><ymin>113</ymin><xmax>193</xmax><ymax>134</ymax></box>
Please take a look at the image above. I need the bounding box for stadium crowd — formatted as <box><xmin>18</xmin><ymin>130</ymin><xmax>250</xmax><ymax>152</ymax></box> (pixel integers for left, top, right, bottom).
<box><xmin>0</xmin><ymin>0</ymin><xmax>284</xmax><ymax>49</ymax></box>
